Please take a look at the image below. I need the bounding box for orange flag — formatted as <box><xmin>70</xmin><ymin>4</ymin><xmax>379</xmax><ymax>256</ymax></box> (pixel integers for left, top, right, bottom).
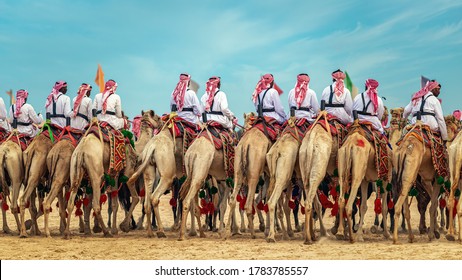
<box><xmin>95</xmin><ymin>64</ymin><xmax>105</xmax><ymax>93</ymax></box>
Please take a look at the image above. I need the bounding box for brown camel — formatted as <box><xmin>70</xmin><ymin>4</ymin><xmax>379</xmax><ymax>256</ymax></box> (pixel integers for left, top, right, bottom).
<box><xmin>0</xmin><ymin>132</ymin><xmax>24</xmax><ymax>234</ymax></box>
<box><xmin>19</xmin><ymin>131</ymin><xmax>54</xmax><ymax>237</ymax></box>
<box><xmin>64</xmin><ymin>120</ymin><xmax>139</xmax><ymax>239</ymax></box>
<box><xmin>298</xmin><ymin>111</ymin><xmax>339</xmax><ymax>244</ymax></box>
<box><xmin>337</xmin><ymin>121</ymin><xmax>392</xmax><ymax>243</ymax></box>
<box><xmin>128</xmin><ymin>113</ymin><xmax>192</xmax><ymax>238</ymax></box>
<box><xmin>178</xmin><ymin>128</ymin><xmax>228</xmax><ymax>241</ymax></box>
<box><xmin>392</xmin><ymin>120</ymin><xmax>442</xmax><ymax>244</ymax></box>
<box><xmin>388</xmin><ymin>108</ymin><xmax>406</xmax><ymax>150</ymax></box>
<box><xmin>225</xmin><ymin>113</ymin><xmax>273</xmax><ymax>239</ymax></box>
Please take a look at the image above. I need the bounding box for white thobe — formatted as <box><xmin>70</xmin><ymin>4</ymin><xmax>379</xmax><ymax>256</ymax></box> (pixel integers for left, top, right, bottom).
<box><xmin>201</xmin><ymin>90</ymin><xmax>235</xmax><ymax>129</ymax></box>
<box><xmin>321</xmin><ymin>82</ymin><xmax>353</xmax><ymax>125</ymax></box>
<box><xmin>93</xmin><ymin>93</ymin><xmax>124</xmax><ymax>130</ymax></box>
<box><xmin>253</xmin><ymin>88</ymin><xmax>287</xmax><ymax>124</ymax></box>
<box><xmin>0</xmin><ymin>97</ymin><xmax>10</xmax><ymax>131</ymax></box>
<box><xmin>287</xmin><ymin>88</ymin><xmax>319</xmax><ymax>122</ymax></box>
<box><xmin>8</xmin><ymin>103</ymin><xmax>43</xmax><ymax>137</ymax></box>
<box><xmin>45</xmin><ymin>93</ymin><xmax>72</xmax><ymax>128</ymax></box>
<box><xmin>170</xmin><ymin>89</ymin><xmax>203</xmax><ymax>124</ymax></box>
<box><xmin>71</xmin><ymin>96</ymin><xmax>93</xmax><ymax>131</ymax></box>
<box><xmin>403</xmin><ymin>92</ymin><xmax>448</xmax><ymax>140</ymax></box>
<box><xmin>353</xmin><ymin>92</ymin><xmax>385</xmax><ymax>134</ymax></box>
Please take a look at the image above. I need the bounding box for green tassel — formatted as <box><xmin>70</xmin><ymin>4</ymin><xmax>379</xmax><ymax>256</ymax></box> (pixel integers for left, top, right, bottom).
<box><xmin>179</xmin><ymin>176</ymin><xmax>186</xmax><ymax>185</ymax></box>
<box><xmin>336</xmin><ymin>185</ymin><xmax>340</xmax><ymax>193</ymax></box>
<box><xmin>409</xmin><ymin>188</ymin><xmax>418</xmax><ymax>197</ymax></box>
<box><xmin>440</xmin><ymin>186</ymin><xmax>446</xmax><ymax>195</ymax></box>
<box><xmin>121</xmin><ymin>129</ymin><xmax>135</xmax><ymax>148</ymax></box>
<box><xmin>258</xmin><ymin>176</ymin><xmax>265</xmax><ymax>187</ymax></box>
<box><xmin>436</xmin><ymin>176</ymin><xmax>444</xmax><ymax>185</ymax></box>
<box><xmin>444</xmin><ymin>180</ymin><xmax>451</xmax><ymax>190</ymax></box>
<box><xmin>386</xmin><ymin>183</ymin><xmax>392</xmax><ymax>192</ymax></box>
<box><xmin>119</xmin><ymin>175</ymin><xmax>129</xmax><ymax>183</ymax></box>
<box><xmin>204</xmin><ymin>181</ymin><xmax>210</xmax><ymax>189</ymax></box>
<box><xmin>210</xmin><ymin>186</ymin><xmax>218</xmax><ymax>195</ymax></box>
<box><xmin>199</xmin><ymin>190</ymin><xmax>206</xmax><ymax>199</ymax></box>
<box><xmin>380</xmin><ymin>186</ymin><xmax>385</xmax><ymax>194</ymax></box>
<box><xmin>455</xmin><ymin>189</ymin><xmax>461</xmax><ymax>197</ymax></box>
<box><xmin>225</xmin><ymin>177</ymin><xmax>234</xmax><ymax>188</ymax></box>
<box><xmin>344</xmin><ymin>193</ymin><xmax>350</xmax><ymax>199</ymax></box>
<box><xmin>333</xmin><ymin>169</ymin><xmax>339</xmax><ymax>177</ymax></box>
<box><xmin>85</xmin><ymin>186</ymin><xmax>93</xmax><ymax>195</ymax></box>
<box><xmin>376</xmin><ymin>179</ymin><xmax>383</xmax><ymax>187</ymax></box>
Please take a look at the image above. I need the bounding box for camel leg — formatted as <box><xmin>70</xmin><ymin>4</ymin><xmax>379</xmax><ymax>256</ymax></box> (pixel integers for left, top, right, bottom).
<box><xmin>255</xmin><ymin>192</ymin><xmax>266</xmax><ymax>233</ymax></box>
<box><xmin>304</xmin><ymin>183</ymin><xmax>319</xmax><ymax>244</ymax></box>
<box><xmin>458</xmin><ymin>199</ymin><xmax>462</xmax><ymax>243</ymax></box>
<box><xmin>1</xmin><ymin>199</ymin><xmax>11</xmax><ymax>234</ymax></box>
<box><xmin>44</xmin><ymin>179</ymin><xmax>65</xmax><ymax>237</ymax></box>
<box><xmin>314</xmin><ymin>195</ymin><xmax>327</xmax><ymax>237</ymax></box>
<box><xmin>244</xmin><ymin>177</ymin><xmax>260</xmax><ymax>239</ymax></box>
<box><xmin>266</xmin><ymin>179</ymin><xmax>288</xmax><ymax>243</ymax></box>
<box><xmin>58</xmin><ymin>190</ymin><xmax>68</xmax><ymax>234</ymax></box>
<box><xmin>27</xmin><ymin>190</ymin><xmax>41</xmax><ymax>236</ymax></box>
<box><xmin>447</xmin><ymin>182</ymin><xmax>460</xmax><ymax>241</ymax></box>
<box><xmin>277</xmin><ymin>197</ymin><xmax>289</xmax><ymax>239</ymax></box>
<box><xmin>426</xmin><ymin>180</ymin><xmax>440</xmax><ymax>241</ymax></box>
<box><xmin>217</xmin><ymin>183</ymin><xmax>229</xmax><ymax>233</ymax></box>
<box><xmin>354</xmin><ymin>181</ymin><xmax>369</xmax><ymax>242</ymax></box>
<box><xmin>193</xmin><ymin>194</ymin><xmax>205</xmax><ymax>238</ymax></box>
<box><xmin>109</xmin><ymin>186</ymin><xmax>119</xmax><ymax>235</ymax></box>
<box><xmin>225</xmin><ymin>175</ymin><xmax>243</xmax><ymax>239</ymax></box>
<box><xmin>189</xmin><ymin>203</ymin><xmax>197</xmax><ymax>237</ymax></box>
<box><xmin>284</xmin><ymin>185</ymin><xmax>294</xmax><ymax>238</ymax></box>
<box><xmin>83</xmin><ymin>195</ymin><xmax>92</xmax><ymax>235</ymax></box>
<box><xmin>381</xmin><ymin>189</ymin><xmax>390</xmax><ymax>239</ymax></box>
<box><xmin>119</xmin><ymin>180</ymin><xmax>140</xmax><ymax>234</ymax></box>
<box><xmin>393</xmin><ymin>174</ymin><xmax>418</xmax><ymax>244</ymax></box>
<box><xmin>179</xmin><ymin>179</ymin><xmax>205</xmax><ymax>241</ymax></box>
<box><xmin>151</xmin><ymin>175</ymin><xmax>174</xmax><ymax>238</ymax></box>
<box><xmin>19</xmin><ymin>181</ymin><xmax>39</xmax><ymax>238</ymax></box>
<box><xmin>63</xmin><ymin>187</ymin><xmax>78</xmax><ymax>239</ymax></box>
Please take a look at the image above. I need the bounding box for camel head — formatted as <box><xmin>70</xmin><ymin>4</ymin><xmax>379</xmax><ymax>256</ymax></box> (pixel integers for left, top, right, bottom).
<box><xmin>444</xmin><ymin>114</ymin><xmax>460</xmax><ymax>141</ymax></box>
<box><xmin>390</xmin><ymin>107</ymin><xmax>405</xmax><ymax>130</ymax></box>
<box><xmin>243</xmin><ymin>112</ymin><xmax>256</xmax><ymax>130</ymax></box>
<box><xmin>141</xmin><ymin>109</ymin><xmax>162</xmax><ymax>131</ymax></box>
<box><xmin>381</xmin><ymin>105</ymin><xmax>389</xmax><ymax>127</ymax></box>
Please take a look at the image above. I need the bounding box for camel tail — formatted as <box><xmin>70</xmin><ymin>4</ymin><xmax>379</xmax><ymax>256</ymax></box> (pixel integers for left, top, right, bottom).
<box><xmin>127</xmin><ymin>142</ymin><xmax>156</xmax><ymax>185</ymax></box>
<box><xmin>395</xmin><ymin>153</ymin><xmax>407</xmax><ymax>200</ymax></box>
<box><xmin>241</xmin><ymin>144</ymin><xmax>250</xmax><ymax>179</ymax></box>
<box><xmin>341</xmin><ymin>145</ymin><xmax>353</xmax><ymax>194</ymax></box>
<box><xmin>48</xmin><ymin>153</ymin><xmax>59</xmax><ymax>183</ymax></box>
<box><xmin>23</xmin><ymin>146</ymin><xmax>36</xmax><ymax>184</ymax></box>
<box><xmin>266</xmin><ymin>149</ymin><xmax>279</xmax><ymax>199</ymax></box>
<box><xmin>0</xmin><ymin>149</ymin><xmax>7</xmax><ymax>188</ymax></box>
<box><xmin>71</xmin><ymin>151</ymin><xmax>86</xmax><ymax>189</ymax></box>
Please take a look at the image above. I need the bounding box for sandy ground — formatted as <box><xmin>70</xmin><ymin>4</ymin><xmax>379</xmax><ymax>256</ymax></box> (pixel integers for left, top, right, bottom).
<box><xmin>0</xmin><ymin>194</ymin><xmax>461</xmax><ymax>260</ymax></box>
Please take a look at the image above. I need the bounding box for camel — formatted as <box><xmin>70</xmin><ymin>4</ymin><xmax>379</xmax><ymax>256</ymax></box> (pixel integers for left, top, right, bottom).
<box><xmin>128</xmin><ymin>113</ymin><xmax>196</xmax><ymax>238</ymax></box>
<box><xmin>63</xmin><ymin>118</ymin><xmax>140</xmax><ymax>239</ymax></box>
<box><xmin>178</xmin><ymin>124</ymin><xmax>230</xmax><ymax>241</ymax></box>
<box><xmin>337</xmin><ymin>119</ymin><xmax>392</xmax><ymax>243</ymax></box>
<box><xmin>0</xmin><ymin>131</ymin><xmax>24</xmax><ymax>234</ymax></box>
<box><xmin>19</xmin><ymin>125</ymin><xmax>56</xmax><ymax>237</ymax></box>
<box><xmin>298</xmin><ymin>111</ymin><xmax>341</xmax><ymax>244</ymax></box>
<box><xmin>392</xmin><ymin>118</ymin><xmax>444</xmax><ymax>244</ymax></box>
<box><xmin>225</xmin><ymin>113</ymin><xmax>274</xmax><ymax>239</ymax></box>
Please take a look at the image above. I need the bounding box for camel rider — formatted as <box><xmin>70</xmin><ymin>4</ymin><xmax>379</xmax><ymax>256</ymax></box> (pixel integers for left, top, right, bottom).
<box><xmin>170</xmin><ymin>73</ymin><xmax>203</xmax><ymax>125</ymax></box>
<box><xmin>252</xmin><ymin>73</ymin><xmax>287</xmax><ymax>124</ymax></box>
<box><xmin>201</xmin><ymin>76</ymin><xmax>237</xmax><ymax>129</ymax></box>
<box><xmin>403</xmin><ymin>80</ymin><xmax>448</xmax><ymax>141</ymax></box>
<box><xmin>45</xmin><ymin>80</ymin><xmax>72</xmax><ymax>128</ymax></box>
<box><xmin>71</xmin><ymin>83</ymin><xmax>92</xmax><ymax>131</ymax></box>
<box><xmin>93</xmin><ymin>79</ymin><xmax>124</xmax><ymax>130</ymax></box>
<box><xmin>321</xmin><ymin>69</ymin><xmax>353</xmax><ymax>125</ymax></box>
<box><xmin>288</xmin><ymin>73</ymin><xmax>319</xmax><ymax>123</ymax></box>
<box><xmin>0</xmin><ymin>96</ymin><xmax>9</xmax><ymax>132</ymax></box>
<box><xmin>353</xmin><ymin>79</ymin><xmax>385</xmax><ymax>134</ymax></box>
<box><xmin>8</xmin><ymin>89</ymin><xmax>43</xmax><ymax>137</ymax></box>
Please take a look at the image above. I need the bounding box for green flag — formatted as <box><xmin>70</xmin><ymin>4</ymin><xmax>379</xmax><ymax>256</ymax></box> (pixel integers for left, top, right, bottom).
<box><xmin>345</xmin><ymin>71</ymin><xmax>359</xmax><ymax>99</ymax></box>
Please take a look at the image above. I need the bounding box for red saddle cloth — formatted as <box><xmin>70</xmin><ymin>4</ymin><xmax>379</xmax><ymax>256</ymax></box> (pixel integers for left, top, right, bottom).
<box><xmin>310</xmin><ymin>115</ymin><xmax>348</xmax><ymax>146</ymax></box>
<box><xmin>280</xmin><ymin>118</ymin><xmax>311</xmax><ymax>142</ymax></box>
<box><xmin>244</xmin><ymin>116</ymin><xmax>281</xmax><ymax>142</ymax></box>
<box><xmin>56</xmin><ymin>126</ymin><xmax>84</xmax><ymax>147</ymax></box>
<box><xmin>345</xmin><ymin>121</ymin><xmax>390</xmax><ymax>181</ymax></box>
<box><xmin>86</xmin><ymin>122</ymin><xmax>127</xmax><ymax>175</ymax></box>
<box><xmin>397</xmin><ymin>124</ymin><xmax>448</xmax><ymax>178</ymax></box>
<box><xmin>40</xmin><ymin>123</ymin><xmax>64</xmax><ymax>142</ymax></box>
<box><xmin>195</xmin><ymin>121</ymin><xmax>235</xmax><ymax>178</ymax></box>
<box><xmin>5</xmin><ymin>132</ymin><xmax>32</xmax><ymax>151</ymax></box>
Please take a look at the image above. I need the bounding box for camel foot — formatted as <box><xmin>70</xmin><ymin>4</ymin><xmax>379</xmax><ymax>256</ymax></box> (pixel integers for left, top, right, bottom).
<box><xmin>171</xmin><ymin>223</ymin><xmax>180</xmax><ymax>231</ymax></box>
<box><xmin>178</xmin><ymin>236</ymin><xmax>184</xmax><ymax>241</ymax></box>
<box><xmin>266</xmin><ymin>237</ymin><xmax>276</xmax><ymax>243</ymax></box>
<box><xmin>335</xmin><ymin>232</ymin><xmax>345</xmax><ymax>240</ymax></box>
<box><xmin>3</xmin><ymin>226</ymin><xmax>12</xmax><ymax>235</ymax></box>
<box><xmin>84</xmin><ymin>228</ymin><xmax>92</xmax><ymax>236</ymax></box>
<box><xmin>212</xmin><ymin>227</ymin><xmax>218</xmax><ymax>233</ymax></box>
<box><xmin>434</xmin><ymin>231</ymin><xmax>440</xmax><ymax>240</ymax></box>
<box><xmin>119</xmin><ymin>221</ymin><xmax>131</xmax><ymax>233</ymax></box>
<box><xmin>419</xmin><ymin>228</ymin><xmax>427</xmax><ymax>235</ymax></box>
<box><xmin>110</xmin><ymin>228</ymin><xmax>118</xmax><ymax>235</ymax></box>
<box><xmin>304</xmin><ymin>239</ymin><xmax>313</xmax><ymax>245</ymax></box>
<box><xmin>356</xmin><ymin>235</ymin><xmax>364</xmax><ymax>242</ymax></box>
<box><xmin>383</xmin><ymin>232</ymin><xmax>391</xmax><ymax>240</ymax></box>
<box><xmin>259</xmin><ymin>223</ymin><xmax>265</xmax><ymax>232</ymax></box>
<box><xmin>446</xmin><ymin>234</ymin><xmax>456</xmax><ymax>242</ymax></box>
<box><xmin>19</xmin><ymin>232</ymin><xmax>28</xmax><ymax>238</ymax></box>
<box><xmin>370</xmin><ymin>225</ymin><xmax>378</xmax><ymax>234</ymax></box>
<box><xmin>295</xmin><ymin>224</ymin><xmax>302</xmax><ymax>233</ymax></box>
<box><xmin>189</xmin><ymin>230</ymin><xmax>197</xmax><ymax>237</ymax></box>
<box><xmin>287</xmin><ymin>230</ymin><xmax>294</xmax><ymax>238</ymax></box>
<box><xmin>103</xmin><ymin>232</ymin><xmax>113</xmax><ymax>238</ymax></box>
<box><xmin>408</xmin><ymin>236</ymin><xmax>415</xmax><ymax>243</ymax></box>
<box><xmin>93</xmin><ymin>225</ymin><xmax>103</xmax><ymax>234</ymax></box>
<box><xmin>200</xmin><ymin>232</ymin><xmax>206</xmax><ymax>238</ymax></box>
<box><xmin>25</xmin><ymin>219</ymin><xmax>32</xmax><ymax>230</ymax></box>
<box><xmin>231</xmin><ymin>231</ymin><xmax>242</xmax><ymax>236</ymax></box>
<box><xmin>330</xmin><ymin>226</ymin><xmax>338</xmax><ymax>235</ymax></box>
<box><xmin>156</xmin><ymin>231</ymin><xmax>167</xmax><ymax>238</ymax></box>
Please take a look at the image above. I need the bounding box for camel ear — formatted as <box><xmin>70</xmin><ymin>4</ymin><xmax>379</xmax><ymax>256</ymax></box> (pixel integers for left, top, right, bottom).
<box><xmin>149</xmin><ymin>110</ymin><xmax>154</xmax><ymax>117</ymax></box>
<box><xmin>243</xmin><ymin>113</ymin><xmax>246</xmax><ymax>119</ymax></box>
<box><xmin>141</xmin><ymin>110</ymin><xmax>145</xmax><ymax>115</ymax></box>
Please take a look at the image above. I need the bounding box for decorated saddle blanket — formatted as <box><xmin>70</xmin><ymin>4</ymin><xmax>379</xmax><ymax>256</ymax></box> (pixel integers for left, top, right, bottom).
<box><xmin>40</xmin><ymin>123</ymin><xmax>63</xmax><ymax>143</ymax></box>
<box><xmin>345</xmin><ymin>121</ymin><xmax>390</xmax><ymax>181</ymax></box>
<box><xmin>161</xmin><ymin>114</ymin><xmax>199</xmax><ymax>161</ymax></box>
<box><xmin>280</xmin><ymin>118</ymin><xmax>311</xmax><ymax>143</ymax></box>
<box><xmin>56</xmin><ymin>127</ymin><xmax>84</xmax><ymax>147</ymax></box>
<box><xmin>86</xmin><ymin>121</ymin><xmax>128</xmax><ymax>176</ymax></box>
<box><xmin>195</xmin><ymin>121</ymin><xmax>235</xmax><ymax>178</ymax></box>
<box><xmin>397</xmin><ymin>124</ymin><xmax>448</xmax><ymax>178</ymax></box>
<box><xmin>310</xmin><ymin>115</ymin><xmax>348</xmax><ymax>146</ymax></box>
<box><xmin>244</xmin><ymin>116</ymin><xmax>281</xmax><ymax>142</ymax></box>
<box><xmin>6</xmin><ymin>133</ymin><xmax>32</xmax><ymax>151</ymax></box>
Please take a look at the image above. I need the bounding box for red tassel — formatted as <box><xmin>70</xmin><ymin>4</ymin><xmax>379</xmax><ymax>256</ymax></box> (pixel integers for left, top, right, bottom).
<box><xmin>75</xmin><ymin>208</ymin><xmax>83</xmax><ymax>217</ymax></box>
<box><xmin>139</xmin><ymin>188</ymin><xmax>145</xmax><ymax>197</ymax></box>
<box><xmin>100</xmin><ymin>194</ymin><xmax>107</xmax><ymax>204</ymax></box>
<box><xmin>356</xmin><ymin>198</ymin><xmax>361</xmax><ymax>207</ymax></box>
<box><xmin>200</xmin><ymin>207</ymin><xmax>208</xmax><ymax>215</ymax></box>
<box><xmin>388</xmin><ymin>199</ymin><xmax>394</xmax><ymax>209</ymax></box>
<box><xmin>83</xmin><ymin>197</ymin><xmax>90</xmax><ymax>207</ymax></box>
<box><xmin>2</xmin><ymin>202</ymin><xmax>9</xmax><ymax>211</ymax></box>
<box><xmin>111</xmin><ymin>190</ymin><xmax>118</xmax><ymax>198</ymax></box>
<box><xmin>208</xmin><ymin>202</ymin><xmax>215</xmax><ymax>214</ymax></box>
<box><xmin>65</xmin><ymin>191</ymin><xmax>71</xmax><ymax>201</ymax></box>
<box><xmin>40</xmin><ymin>204</ymin><xmax>43</xmax><ymax>213</ymax></box>
<box><xmin>331</xmin><ymin>201</ymin><xmax>339</xmax><ymax>217</ymax></box>
<box><xmin>75</xmin><ymin>200</ymin><xmax>82</xmax><ymax>209</ymax></box>
<box><xmin>318</xmin><ymin>192</ymin><xmax>330</xmax><ymax>208</ymax></box>
<box><xmin>257</xmin><ymin>201</ymin><xmax>264</xmax><ymax>210</ymax></box>
<box><xmin>439</xmin><ymin>198</ymin><xmax>446</xmax><ymax>209</ymax></box>
<box><xmin>236</xmin><ymin>194</ymin><xmax>242</xmax><ymax>202</ymax></box>
<box><xmin>200</xmin><ymin>198</ymin><xmax>207</xmax><ymax>207</ymax></box>
<box><xmin>25</xmin><ymin>200</ymin><xmax>30</xmax><ymax>209</ymax></box>
<box><xmin>288</xmin><ymin>200</ymin><xmax>296</xmax><ymax>210</ymax></box>
<box><xmin>263</xmin><ymin>204</ymin><xmax>269</xmax><ymax>213</ymax></box>
<box><xmin>239</xmin><ymin>199</ymin><xmax>246</xmax><ymax>211</ymax></box>
<box><xmin>169</xmin><ymin>197</ymin><xmax>177</xmax><ymax>207</ymax></box>
<box><xmin>49</xmin><ymin>207</ymin><xmax>52</xmax><ymax>213</ymax></box>
<box><xmin>374</xmin><ymin>198</ymin><xmax>382</xmax><ymax>215</ymax></box>
<box><xmin>0</xmin><ymin>193</ymin><xmax>2</xmax><ymax>200</ymax></box>
<box><xmin>330</xmin><ymin>187</ymin><xmax>338</xmax><ymax>198</ymax></box>
<box><xmin>301</xmin><ymin>206</ymin><xmax>305</xmax><ymax>215</ymax></box>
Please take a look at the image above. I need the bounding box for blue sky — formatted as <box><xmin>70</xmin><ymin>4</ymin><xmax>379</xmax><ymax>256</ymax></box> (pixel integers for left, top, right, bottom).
<box><xmin>1</xmin><ymin>0</ymin><xmax>462</xmax><ymax>123</ymax></box>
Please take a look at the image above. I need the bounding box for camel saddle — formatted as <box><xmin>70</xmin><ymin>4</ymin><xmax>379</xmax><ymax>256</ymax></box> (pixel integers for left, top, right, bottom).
<box><xmin>310</xmin><ymin>115</ymin><xmax>348</xmax><ymax>146</ymax></box>
<box><xmin>86</xmin><ymin>121</ymin><xmax>129</xmax><ymax>176</ymax></box>
<box><xmin>195</xmin><ymin>121</ymin><xmax>235</xmax><ymax>178</ymax></box>
<box><xmin>345</xmin><ymin>121</ymin><xmax>390</xmax><ymax>181</ymax></box>
<box><xmin>161</xmin><ymin>114</ymin><xmax>199</xmax><ymax>163</ymax></box>
<box><xmin>39</xmin><ymin>123</ymin><xmax>63</xmax><ymax>143</ymax></box>
<box><xmin>280</xmin><ymin>117</ymin><xmax>311</xmax><ymax>143</ymax></box>
<box><xmin>397</xmin><ymin>124</ymin><xmax>448</xmax><ymax>178</ymax></box>
<box><xmin>245</xmin><ymin>116</ymin><xmax>281</xmax><ymax>142</ymax></box>
<box><xmin>56</xmin><ymin>126</ymin><xmax>84</xmax><ymax>147</ymax></box>
<box><xmin>4</xmin><ymin>131</ymin><xmax>32</xmax><ymax>151</ymax></box>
